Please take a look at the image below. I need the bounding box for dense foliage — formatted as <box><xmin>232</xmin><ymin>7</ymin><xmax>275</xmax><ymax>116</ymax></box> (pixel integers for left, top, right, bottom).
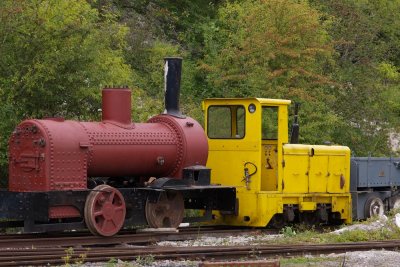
<box><xmin>0</xmin><ymin>0</ymin><xmax>399</xmax><ymax>183</ymax></box>
<box><xmin>0</xmin><ymin>0</ymin><xmax>133</xmax><ymax>180</ymax></box>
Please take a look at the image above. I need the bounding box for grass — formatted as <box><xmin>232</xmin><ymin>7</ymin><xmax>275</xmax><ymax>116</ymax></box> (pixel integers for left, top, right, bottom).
<box><xmin>259</xmin><ymin>216</ymin><xmax>400</xmax><ymax>266</ymax></box>
<box><xmin>254</xmin><ymin>212</ymin><xmax>400</xmax><ymax>246</ymax></box>
<box><xmin>62</xmin><ymin>247</ymin><xmax>87</xmax><ymax>266</ymax></box>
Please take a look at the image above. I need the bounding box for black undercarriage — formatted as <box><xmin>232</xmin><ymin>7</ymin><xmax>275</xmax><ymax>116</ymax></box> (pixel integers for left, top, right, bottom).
<box><xmin>0</xmin><ymin>166</ymin><xmax>236</xmax><ymax>233</ymax></box>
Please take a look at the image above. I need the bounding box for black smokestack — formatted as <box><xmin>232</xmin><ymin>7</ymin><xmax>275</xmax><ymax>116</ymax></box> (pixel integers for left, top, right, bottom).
<box><xmin>164</xmin><ymin>57</ymin><xmax>184</xmax><ymax>118</ymax></box>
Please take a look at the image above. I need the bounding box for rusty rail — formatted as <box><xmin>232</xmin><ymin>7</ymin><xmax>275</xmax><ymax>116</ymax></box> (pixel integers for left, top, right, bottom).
<box><xmin>0</xmin><ymin>227</ymin><xmax>267</xmax><ymax>248</ymax></box>
<box><xmin>0</xmin><ymin>239</ymin><xmax>400</xmax><ymax>266</ymax></box>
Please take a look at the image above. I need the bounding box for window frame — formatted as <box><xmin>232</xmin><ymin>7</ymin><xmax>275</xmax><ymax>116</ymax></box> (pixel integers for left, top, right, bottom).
<box><xmin>207</xmin><ymin>105</ymin><xmax>246</xmax><ymax>139</ymax></box>
<box><xmin>261</xmin><ymin>106</ymin><xmax>279</xmax><ymax>140</ymax></box>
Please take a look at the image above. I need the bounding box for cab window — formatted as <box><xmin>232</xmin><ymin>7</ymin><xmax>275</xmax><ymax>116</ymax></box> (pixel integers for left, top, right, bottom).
<box><xmin>208</xmin><ymin>105</ymin><xmax>245</xmax><ymax>139</ymax></box>
<box><xmin>262</xmin><ymin>106</ymin><xmax>278</xmax><ymax>140</ymax></box>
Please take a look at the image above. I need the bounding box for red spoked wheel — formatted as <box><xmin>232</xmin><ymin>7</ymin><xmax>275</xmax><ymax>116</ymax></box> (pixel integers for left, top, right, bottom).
<box><xmin>145</xmin><ymin>191</ymin><xmax>184</xmax><ymax>228</ymax></box>
<box><xmin>84</xmin><ymin>184</ymin><xmax>126</xmax><ymax>236</ymax></box>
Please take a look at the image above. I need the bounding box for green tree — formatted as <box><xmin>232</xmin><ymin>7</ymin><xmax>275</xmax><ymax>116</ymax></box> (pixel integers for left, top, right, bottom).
<box><xmin>311</xmin><ymin>0</ymin><xmax>400</xmax><ymax>155</ymax></box>
<box><xmin>0</xmin><ymin>0</ymin><xmax>133</xmax><ymax>182</ymax></box>
<box><xmin>89</xmin><ymin>1</ymin><xmax>220</xmax><ymax>122</ymax></box>
<box><xmin>200</xmin><ymin>0</ymin><xmax>340</xmax><ymax>144</ymax></box>
<box><xmin>201</xmin><ymin>0</ymin><xmax>334</xmax><ymax>97</ymax></box>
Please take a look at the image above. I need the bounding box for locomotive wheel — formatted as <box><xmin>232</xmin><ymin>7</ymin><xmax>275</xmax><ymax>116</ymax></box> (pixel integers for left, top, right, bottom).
<box><xmin>364</xmin><ymin>196</ymin><xmax>384</xmax><ymax>218</ymax></box>
<box><xmin>145</xmin><ymin>191</ymin><xmax>184</xmax><ymax>228</ymax></box>
<box><xmin>84</xmin><ymin>184</ymin><xmax>126</xmax><ymax>236</ymax></box>
<box><xmin>300</xmin><ymin>211</ymin><xmax>319</xmax><ymax>225</ymax></box>
<box><xmin>269</xmin><ymin>214</ymin><xmax>286</xmax><ymax>229</ymax></box>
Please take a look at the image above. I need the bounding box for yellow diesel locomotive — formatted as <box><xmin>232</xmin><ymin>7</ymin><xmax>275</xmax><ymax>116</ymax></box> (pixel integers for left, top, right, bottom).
<box><xmin>203</xmin><ymin>98</ymin><xmax>352</xmax><ymax>227</ymax></box>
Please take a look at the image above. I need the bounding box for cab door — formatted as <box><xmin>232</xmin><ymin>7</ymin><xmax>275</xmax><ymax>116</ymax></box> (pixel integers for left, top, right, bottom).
<box><xmin>260</xmin><ymin>106</ymin><xmax>279</xmax><ymax>191</ymax></box>
<box><xmin>205</xmin><ymin>100</ymin><xmax>261</xmax><ymax>192</ymax></box>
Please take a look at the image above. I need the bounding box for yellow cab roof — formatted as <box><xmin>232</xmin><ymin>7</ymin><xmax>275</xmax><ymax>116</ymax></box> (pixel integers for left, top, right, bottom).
<box><xmin>203</xmin><ymin>98</ymin><xmax>291</xmax><ymax>106</ymax></box>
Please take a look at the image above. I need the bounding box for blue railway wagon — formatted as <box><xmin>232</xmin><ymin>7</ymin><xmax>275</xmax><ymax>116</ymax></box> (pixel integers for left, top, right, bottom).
<box><xmin>351</xmin><ymin>157</ymin><xmax>400</xmax><ymax>220</ymax></box>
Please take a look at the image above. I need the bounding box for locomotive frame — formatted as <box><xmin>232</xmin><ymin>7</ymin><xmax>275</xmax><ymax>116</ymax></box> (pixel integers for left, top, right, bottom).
<box><xmin>0</xmin><ymin>171</ymin><xmax>236</xmax><ymax>233</ymax></box>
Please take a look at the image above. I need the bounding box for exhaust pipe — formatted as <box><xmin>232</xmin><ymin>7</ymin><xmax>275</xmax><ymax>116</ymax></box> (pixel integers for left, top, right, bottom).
<box><xmin>290</xmin><ymin>103</ymin><xmax>300</xmax><ymax>144</ymax></box>
<box><xmin>102</xmin><ymin>88</ymin><xmax>132</xmax><ymax>127</ymax></box>
<box><xmin>164</xmin><ymin>57</ymin><xmax>184</xmax><ymax>118</ymax></box>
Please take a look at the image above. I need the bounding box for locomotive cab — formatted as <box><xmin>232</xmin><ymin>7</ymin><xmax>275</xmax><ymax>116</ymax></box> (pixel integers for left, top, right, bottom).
<box><xmin>204</xmin><ymin>98</ymin><xmax>289</xmax><ymax>194</ymax></box>
<box><xmin>204</xmin><ymin>98</ymin><xmax>352</xmax><ymax>228</ymax></box>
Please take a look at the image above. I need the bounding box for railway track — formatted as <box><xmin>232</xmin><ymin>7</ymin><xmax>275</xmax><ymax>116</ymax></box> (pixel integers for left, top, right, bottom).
<box><xmin>0</xmin><ymin>226</ymin><xmax>270</xmax><ymax>248</ymax></box>
<box><xmin>1</xmin><ymin>240</ymin><xmax>400</xmax><ymax>266</ymax></box>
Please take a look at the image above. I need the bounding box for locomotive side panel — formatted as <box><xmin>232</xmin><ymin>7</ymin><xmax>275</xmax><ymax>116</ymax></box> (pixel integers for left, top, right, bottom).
<box><xmin>84</xmin><ymin>122</ymin><xmax>179</xmax><ymax>178</ymax></box>
<box><xmin>282</xmin><ymin>145</ymin><xmax>309</xmax><ymax>193</ymax></box>
<box><xmin>148</xmin><ymin>115</ymin><xmax>208</xmax><ymax>179</ymax></box>
<box><xmin>282</xmin><ymin>145</ymin><xmax>350</xmax><ymax>194</ymax></box>
<box><xmin>44</xmin><ymin>120</ymin><xmax>89</xmax><ymax>191</ymax></box>
<box><xmin>9</xmin><ymin>121</ymin><xmax>49</xmax><ymax>192</ymax></box>
<box><xmin>9</xmin><ymin>120</ymin><xmax>89</xmax><ymax>192</ymax></box>
<box><xmin>309</xmin><ymin>154</ymin><xmax>329</xmax><ymax>193</ymax></box>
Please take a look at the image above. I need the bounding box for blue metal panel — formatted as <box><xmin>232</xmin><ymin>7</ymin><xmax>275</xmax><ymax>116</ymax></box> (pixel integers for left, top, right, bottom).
<box><xmin>351</xmin><ymin>157</ymin><xmax>400</xmax><ymax>188</ymax></box>
<box><xmin>350</xmin><ymin>159</ymin><xmax>359</xmax><ymax>191</ymax></box>
<box><xmin>390</xmin><ymin>159</ymin><xmax>400</xmax><ymax>186</ymax></box>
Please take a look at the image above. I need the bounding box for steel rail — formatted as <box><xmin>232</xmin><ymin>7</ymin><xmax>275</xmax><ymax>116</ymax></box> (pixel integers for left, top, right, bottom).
<box><xmin>0</xmin><ymin>227</ymin><xmax>266</xmax><ymax>248</ymax></box>
<box><xmin>1</xmin><ymin>239</ymin><xmax>400</xmax><ymax>266</ymax></box>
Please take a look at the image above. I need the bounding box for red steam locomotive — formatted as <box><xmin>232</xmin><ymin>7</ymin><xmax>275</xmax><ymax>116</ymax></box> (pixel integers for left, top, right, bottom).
<box><xmin>2</xmin><ymin>58</ymin><xmax>236</xmax><ymax>236</ymax></box>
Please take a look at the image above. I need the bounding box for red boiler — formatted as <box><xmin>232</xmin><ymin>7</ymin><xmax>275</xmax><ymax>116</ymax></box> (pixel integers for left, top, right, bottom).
<box><xmin>9</xmin><ymin>90</ymin><xmax>208</xmax><ymax>193</ymax></box>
